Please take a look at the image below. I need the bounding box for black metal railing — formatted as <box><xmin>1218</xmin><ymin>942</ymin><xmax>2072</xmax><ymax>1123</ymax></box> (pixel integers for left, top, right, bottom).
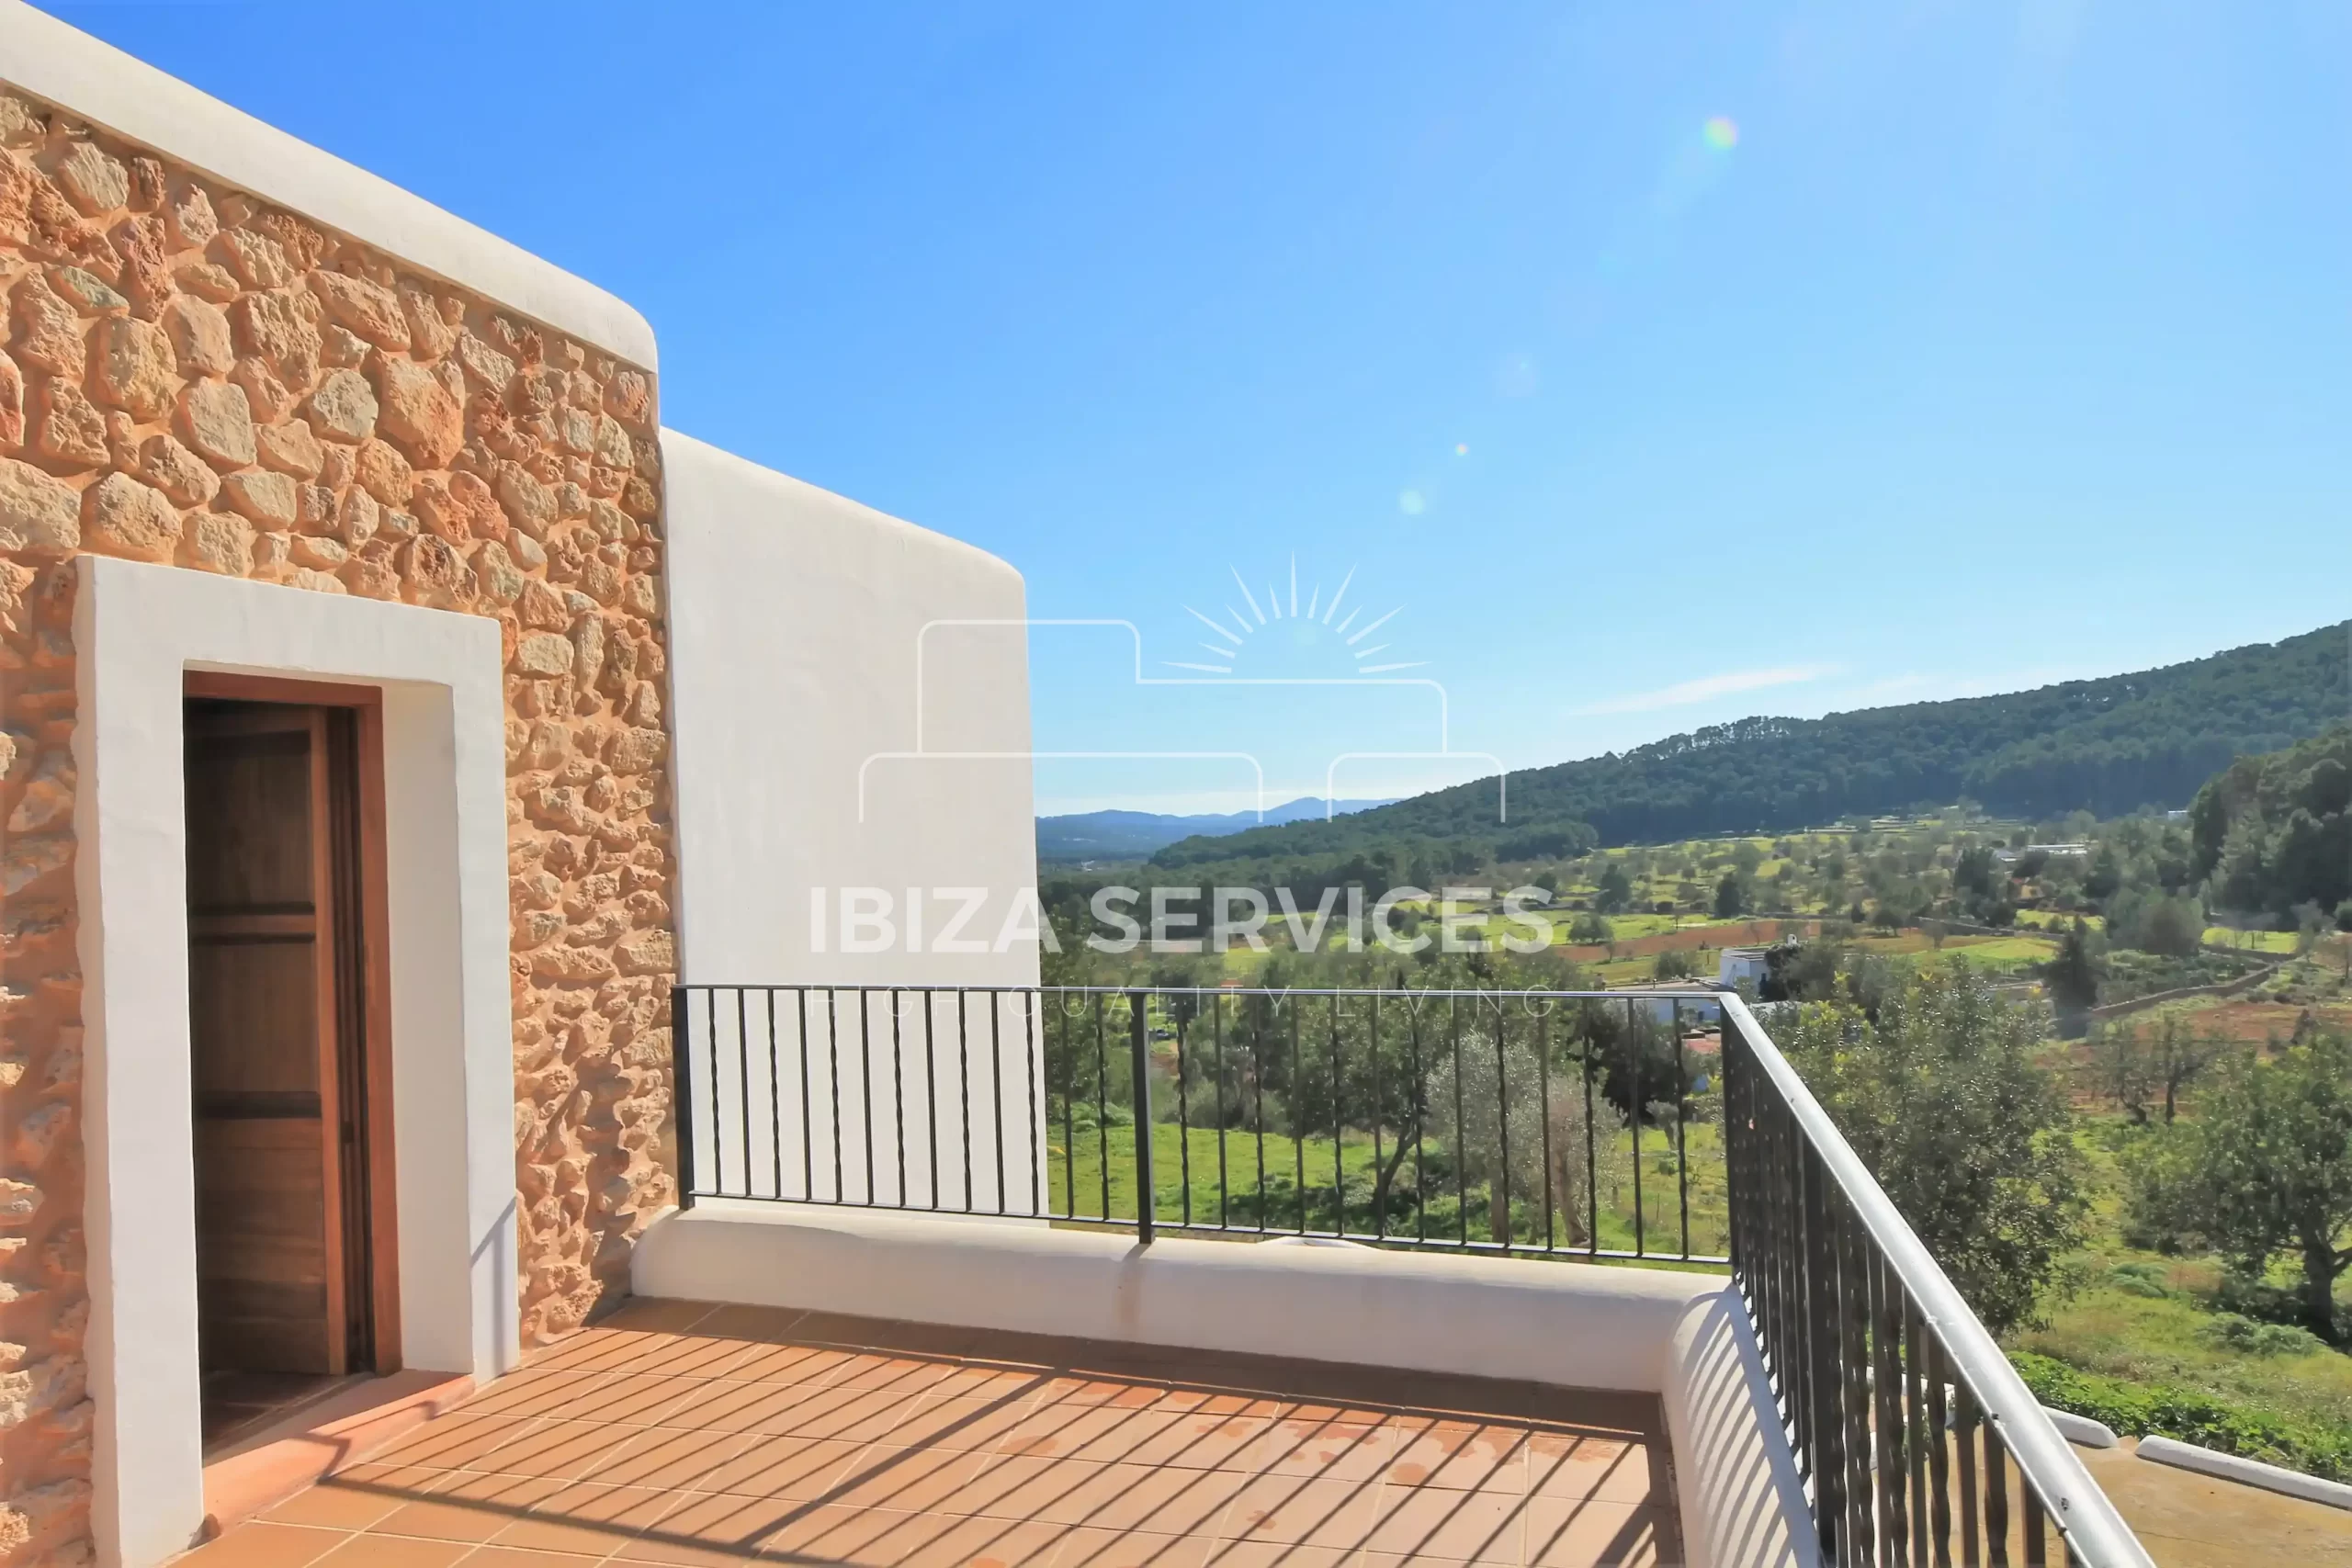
<box><xmin>669</xmin><ymin>982</ymin><xmax>2148</xmax><ymax>1568</ymax></box>
<box><xmin>1721</xmin><ymin>995</ymin><xmax>2147</xmax><ymax>1568</ymax></box>
<box><xmin>673</xmin><ymin>983</ymin><xmax>1730</xmax><ymax>1262</ymax></box>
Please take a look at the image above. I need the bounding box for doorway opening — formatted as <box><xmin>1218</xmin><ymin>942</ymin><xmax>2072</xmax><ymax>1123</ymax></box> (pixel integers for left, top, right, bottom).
<box><xmin>183</xmin><ymin>678</ymin><xmax>399</xmax><ymax>1450</ymax></box>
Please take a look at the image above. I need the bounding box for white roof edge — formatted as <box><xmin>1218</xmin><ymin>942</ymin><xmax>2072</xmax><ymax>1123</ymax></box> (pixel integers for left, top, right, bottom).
<box><xmin>659</xmin><ymin>428</ymin><xmax>1026</xmax><ymax>587</ymax></box>
<box><xmin>0</xmin><ymin>0</ymin><xmax>656</xmax><ymax>369</ymax></box>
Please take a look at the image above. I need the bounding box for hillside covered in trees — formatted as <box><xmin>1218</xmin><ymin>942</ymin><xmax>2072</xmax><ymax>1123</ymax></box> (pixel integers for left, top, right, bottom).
<box><xmin>2190</xmin><ymin>725</ymin><xmax>2352</xmax><ymax>923</ymax></box>
<box><xmin>1149</xmin><ymin>622</ymin><xmax>2347</xmax><ymax>867</ymax></box>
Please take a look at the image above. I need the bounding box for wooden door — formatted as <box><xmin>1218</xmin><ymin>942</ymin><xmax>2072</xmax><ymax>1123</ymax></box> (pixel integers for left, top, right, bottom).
<box><xmin>186</xmin><ymin>699</ymin><xmax>373</xmax><ymax>1376</ymax></box>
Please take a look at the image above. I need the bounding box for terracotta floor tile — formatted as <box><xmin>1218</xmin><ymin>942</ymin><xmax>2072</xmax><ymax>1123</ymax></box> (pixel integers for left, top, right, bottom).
<box><xmin>317</xmin><ymin>1464</ymin><xmax>447</xmax><ymax>1495</ymax></box>
<box><xmin>1106</xmin><ymin>1412</ymin><xmax>1272</xmax><ymax>1474</ymax></box>
<box><xmin>470</xmin><ymin>1420</ymin><xmax>642</xmax><ymax>1481</ymax></box>
<box><xmin>531</xmin><ymin>1331</ymin><xmax>684</xmax><ymax>1377</ymax></box>
<box><xmin>1199</xmin><ymin>1542</ymin><xmax>1358</xmax><ymax>1568</ymax></box>
<box><xmin>1046</xmin><ymin>1525</ymin><xmax>1217</xmax><ymax>1568</ymax></box>
<box><xmin>599</xmin><ymin>1299</ymin><xmax>723</xmax><ymax>1334</ymax></box>
<box><xmin>687</xmin><ymin>1303</ymin><xmax>808</xmax><ymax>1343</ymax></box>
<box><xmin>697</xmin><ymin>1434</ymin><xmax>870</xmax><ymax>1501</ymax></box>
<box><xmin>1360</xmin><ymin>1484</ymin><xmax>1528</xmax><ymax>1562</ymax></box>
<box><xmin>1386</xmin><ymin>1419</ymin><xmax>1530</xmax><ymax>1494</ymax></box>
<box><xmin>582</xmin><ymin>1425</ymin><xmax>758</xmax><ymax>1490</ymax></box>
<box><xmin>756</xmin><ymin>1501</ymin><xmax>971</xmax><ymax>1565</ymax></box>
<box><xmin>179</xmin><ymin>1522</ymin><xmax>351</xmax><ymax>1568</ymax></box>
<box><xmin>819</xmin><ymin>1442</ymin><xmax>1000</xmax><ymax>1516</ymax></box>
<box><xmin>235</xmin><ymin>1303</ymin><xmax>1679</xmax><ymax>1568</ymax></box>
<box><xmin>740</xmin><ymin>1383</ymin><xmax>919</xmax><ymax>1444</ymax></box>
<box><xmin>454</xmin><ymin>1550</ymin><xmax>604</xmax><ymax>1568</ymax></box>
<box><xmin>610</xmin><ymin>1490</ymin><xmax>809</xmax><ymax>1565</ymax></box>
<box><xmin>570</xmin><ymin>1374</ymin><xmax>708</xmax><ymax>1427</ymax></box>
<box><xmin>821</xmin><ymin>1349</ymin><xmax>970</xmax><ymax>1393</ymax></box>
<box><xmin>259</xmin><ymin>1484</ymin><xmax>408</xmax><ymax>1532</ymax></box>
<box><xmin>889</xmin><ymin>1513</ymin><xmax>1081</xmax><ymax>1568</ymax></box>
<box><xmin>1243</xmin><ymin>1414</ymin><xmax>1396</xmax><ymax>1483</ymax></box>
<box><xmin>1006</xmin><ymin>1458</ymin><xmax>1246</xmax><ymax>1537</ymax></box>
<box><xmin>1524</xmin><ymin>1495</ymin><xmax>1670</xmax><ymax>1567</ymax></box>
<box><xmin>371</xmin><ymin>1414</ymin><xmax>536</xmax><ymax>1471</ymax></box>
<box><xmin>457</xmin><ymin>1371</ymin><xmax>616</xmax><ymax>1422</ymax></box>
<box><xmin>363</xmin><ymin>1495</ymin><xmax>516</xmax><ymax>1544</ymax></box>
<box><xmin>709</xmin><ymin>1340</ymin><xmax>857</xmax><ymax>1388</ymax></box>
<box><xmin>1524</xmin><ymin>1436</ymin><xmax>1658</xmax><ymax>1507</ymax></box>
<box><xmin>306</xmin><ymin>1535</ymin><xmax>475</xmax><ymax>1568</ymax></box>
<box><xmin>484</xmin><ymin>1482</ymin><xmax>679</xmax><ymax>1555</ymax></box>
<box><xmin>1217</xmin><ymin>1472</ymin><xmax>1386</xmax><ymax>1551</ymax></box>
<box><xmin>887</xmin><ymin>1391</ymin><xmax>1050</xmax><ymax>1455</ymax></box>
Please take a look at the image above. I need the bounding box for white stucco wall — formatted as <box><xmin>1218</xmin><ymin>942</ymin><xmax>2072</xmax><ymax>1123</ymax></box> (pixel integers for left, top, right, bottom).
<box><xmin>660</xmin><ymin>432</ymin><xmax>1043</xmax><ymax>1213</ymax></box>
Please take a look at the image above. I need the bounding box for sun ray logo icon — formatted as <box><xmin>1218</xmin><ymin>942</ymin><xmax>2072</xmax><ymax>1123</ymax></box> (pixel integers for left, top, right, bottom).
<box><xmin>1164</xmin><ymin>558</ymin><xmax>1427</xmax><ymax>677</ymax></box>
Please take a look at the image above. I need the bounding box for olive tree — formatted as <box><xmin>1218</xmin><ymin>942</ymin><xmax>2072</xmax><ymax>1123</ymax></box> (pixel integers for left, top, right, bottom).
<box><xmin>1782</xmin><ymin>964</ymin><xmax>2087</xmax><ymax>1337</ymax></box>
<box><xmin>2132</xmin><ymin>1033</ymin><xmax>2352</xmax><ymax>1341</ymax></box>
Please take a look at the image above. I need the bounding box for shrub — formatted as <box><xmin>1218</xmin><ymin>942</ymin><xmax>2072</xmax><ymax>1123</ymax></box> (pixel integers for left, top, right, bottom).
<box><xmin>2195</xmin><ymin>1312</ymin><xmax>2327</xmax><ymax>1358</ymax></box>
<box><xmin>2009</xmin><ymin>1352</ymin><xmax>2352</xmax><ymax>1482</ymax></box>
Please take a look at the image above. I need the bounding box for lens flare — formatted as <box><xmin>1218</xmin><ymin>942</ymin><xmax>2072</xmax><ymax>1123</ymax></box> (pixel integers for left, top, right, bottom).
<box><xmin>1453</xmin><ymin>443</ymin><xmax>1469</xmax><ymax>457</ymax></box>
<box><xmin>1398</xmin><ymin>490</ymin><xmax>1426</xmax><ymax>516</ymax></box>
<box><xmin>1703</xmin><ymin>116</ymin><xmax>1738</xmax><ymax>152</ymax></box>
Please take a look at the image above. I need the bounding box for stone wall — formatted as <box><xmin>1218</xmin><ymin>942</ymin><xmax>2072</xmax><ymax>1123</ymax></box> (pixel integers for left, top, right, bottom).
<box><xmin>0</xmin><ymin>87</ymin><xmax>676</xmax><ymax>1564</ymax></box>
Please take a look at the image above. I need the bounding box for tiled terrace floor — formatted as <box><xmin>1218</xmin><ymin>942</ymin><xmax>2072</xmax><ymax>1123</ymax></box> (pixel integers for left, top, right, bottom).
<box><xmin>184</xmin><ymin>1298</ymin><xmax>1680</xmax><ymax>1568</ymax></box>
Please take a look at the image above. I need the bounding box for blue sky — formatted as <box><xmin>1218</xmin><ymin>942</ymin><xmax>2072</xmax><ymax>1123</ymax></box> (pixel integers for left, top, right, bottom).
<box><xmin>60</xmin><ymin>2</ymin><xmax>2352</xmax><ymax>814</ymax></box>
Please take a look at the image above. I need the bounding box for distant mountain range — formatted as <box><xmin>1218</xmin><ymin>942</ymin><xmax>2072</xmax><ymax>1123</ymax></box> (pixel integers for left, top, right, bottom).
<box><xmin>1141</xmin><ymin>621</ymin><xmax>2351</xmax><ymax>870</ymax></box>
<box><xmin>1037</xmin><ymin>797</ymin><xmax>1396</xmax><ymax>863</ymax></box>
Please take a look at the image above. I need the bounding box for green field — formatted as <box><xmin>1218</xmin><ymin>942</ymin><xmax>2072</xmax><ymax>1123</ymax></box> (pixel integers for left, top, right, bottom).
<box><xmin>2203</xmin><ymin>926</ymin><xmax>2300</xmax><ymax>954</ymax></box>
<box><xmin>1045</xmin><ymin>1115</ymin><xmax>1729</xmax><ymax>1260</ymax></box>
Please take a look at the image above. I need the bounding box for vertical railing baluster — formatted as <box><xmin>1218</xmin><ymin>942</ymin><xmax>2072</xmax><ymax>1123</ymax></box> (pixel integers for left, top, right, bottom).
<box><xmin>1175</xmin><ymin>1004</ymin><xmax>1193</xmax><ymax>1229</ymax></box>
<box><xmin>1091</xmin><ymin>994</ymin><xmax>1108</xmax><ymax>1222</ymax></box>
<box><xmin>1986</xmin><ymin>1417</ymin><xmax>2011</xmax><ymax>1568</ymax></box>
<box><xmin>1493</xmin><ymin>998</ymin><xmax>1511</xmax><ymax>1249</ymax></box>
<box><xmin>1410</xmin><ymin>998</ymin><xmax>1427</xmax><ymax>1246</ymax></box>
<box><xmin>671</xmin><ymin>987</ymin><xmax>695</xmax><ymax>1208</ymax></box>
<box><xmin>797</xmin><ymin>988</ymin><xmax>812</xmax><ymax>1201</ymax></box>
<box><xmin>1129</xmin><ymin>990</ymin><xmax>1154</xmax><ymax>1244</ymax></box>
<box><xmin>1538</xmin><ymin>1007</ymin><xmax>1555</xmax><ymax>1253</ymax></box>
<box><xmin>1058</xmin><ymin>995</ymin><xmax>1075</xmax><ymax>1220</ymax></box>
<box><xmin>1026</xmin><ymin>990</ymin><xmax>1041</xmax><ymax>1216</ymax></box>
<box><xmin>1372</xmin><ymin>994</ymin><xmax>1386</xmax><ymax>1243</ymax></box>
<box><xmin>1876</xmin><ymin>1253</ymin><xmax>1908</xmax><ymax>1566</ymax></box>
<box><xmin>735</xmin><ymin>988</ymin><xmax>752</xmax><ymax>1200</ymax></box>
<box><xmin>825</xmin><ymin>989</ymin><xmax>842</xmax><ymax>1203</ymax></box>
<box><xmin>1957</xmin><ymin>1382</ymin><xmax>1983</xmax><ymax>1568</ymax></box>
<box><xmin>2022</xmin><ymin>1486</ymin><xmax>2047</xmax><ymax>1568</ymax></box>
<box><xmin>765</xmin><ymin>989</ymin><xmax>783</xmax><ymax>1201</ymax></box>
<box><xmin>1627</xmin><ymin>998</ymin><xmax>1644</xmax><ymax>1257</ymax></box>
<box><xmin>1451</xmin><ymin>996</ymin><xmax>1467</xmax><ymax>1248</ymax></box>
<box><xmin>1908</xmin><ymin>1300</ymin><xmax>1930</xmax><ymax>1566</ymax></box>
<box><xmin>891</xmin><ymin>990</ymin><xmax>906</xmax><ymax>1208</ymax></box>
<box><xmin>858</xmin><ymin>988</ymin><xmax>875</xmax><ymax>1204</ymax></box>
<box><xmin>990</xmin><ymin>990</ymin><xmax>1007</xmax><ymax>1214</ymax></box>
<box><xmin>1583</xmin><ymin>1007</ymin><xmax>1599</xmax><ymax>1257</ymax></box>
<box><xmin>1672</xmin><ymin>999</ymin><xmax>1689</xmax><ymax>1259</ymax></box>
<box><xmin>1291</xmin><ymin>1001</ymin><xmax>1306</xmax><ymax>1233</ymax></box>
<box><xmin>1927</xmin><ymin>1335</ymin><xmax>1952</xmax><ymax>1568</ymax></box>
<box><xmin>1329</xmin><ymin>995</ymin><xmax>1344</xmax><ymax>1238</ymax></box>
<box><xmin>1215</xmin><ymin>993</ymin><xmax>1230</xmax><ymax>1231</ymax></box>
<box><xmin>707</xmin><ymin>988</ymin><xmax>725</xmax><ymax>1195</ymax></box>
<box><xmin>1844</xmin><ymin>1198</ymin><xmax>1874</xmax><ymax>1565</ymax></box>
<box><xmin>1254</xmin><ymin>996</ymin><xmax>1270</xmax><ymax>1234</ymax></box>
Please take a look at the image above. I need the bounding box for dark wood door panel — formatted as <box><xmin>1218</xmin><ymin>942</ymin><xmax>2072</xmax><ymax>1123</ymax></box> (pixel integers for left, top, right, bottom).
<box><xmin>186</xmin><ymin>701</ymin><xmax>343</xmax><ymax>1378</ymax></box>
<box><xmin>187</xmin><ymin>939</ymin><xmax>320</xmax><ymax>1100</ymax></box>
